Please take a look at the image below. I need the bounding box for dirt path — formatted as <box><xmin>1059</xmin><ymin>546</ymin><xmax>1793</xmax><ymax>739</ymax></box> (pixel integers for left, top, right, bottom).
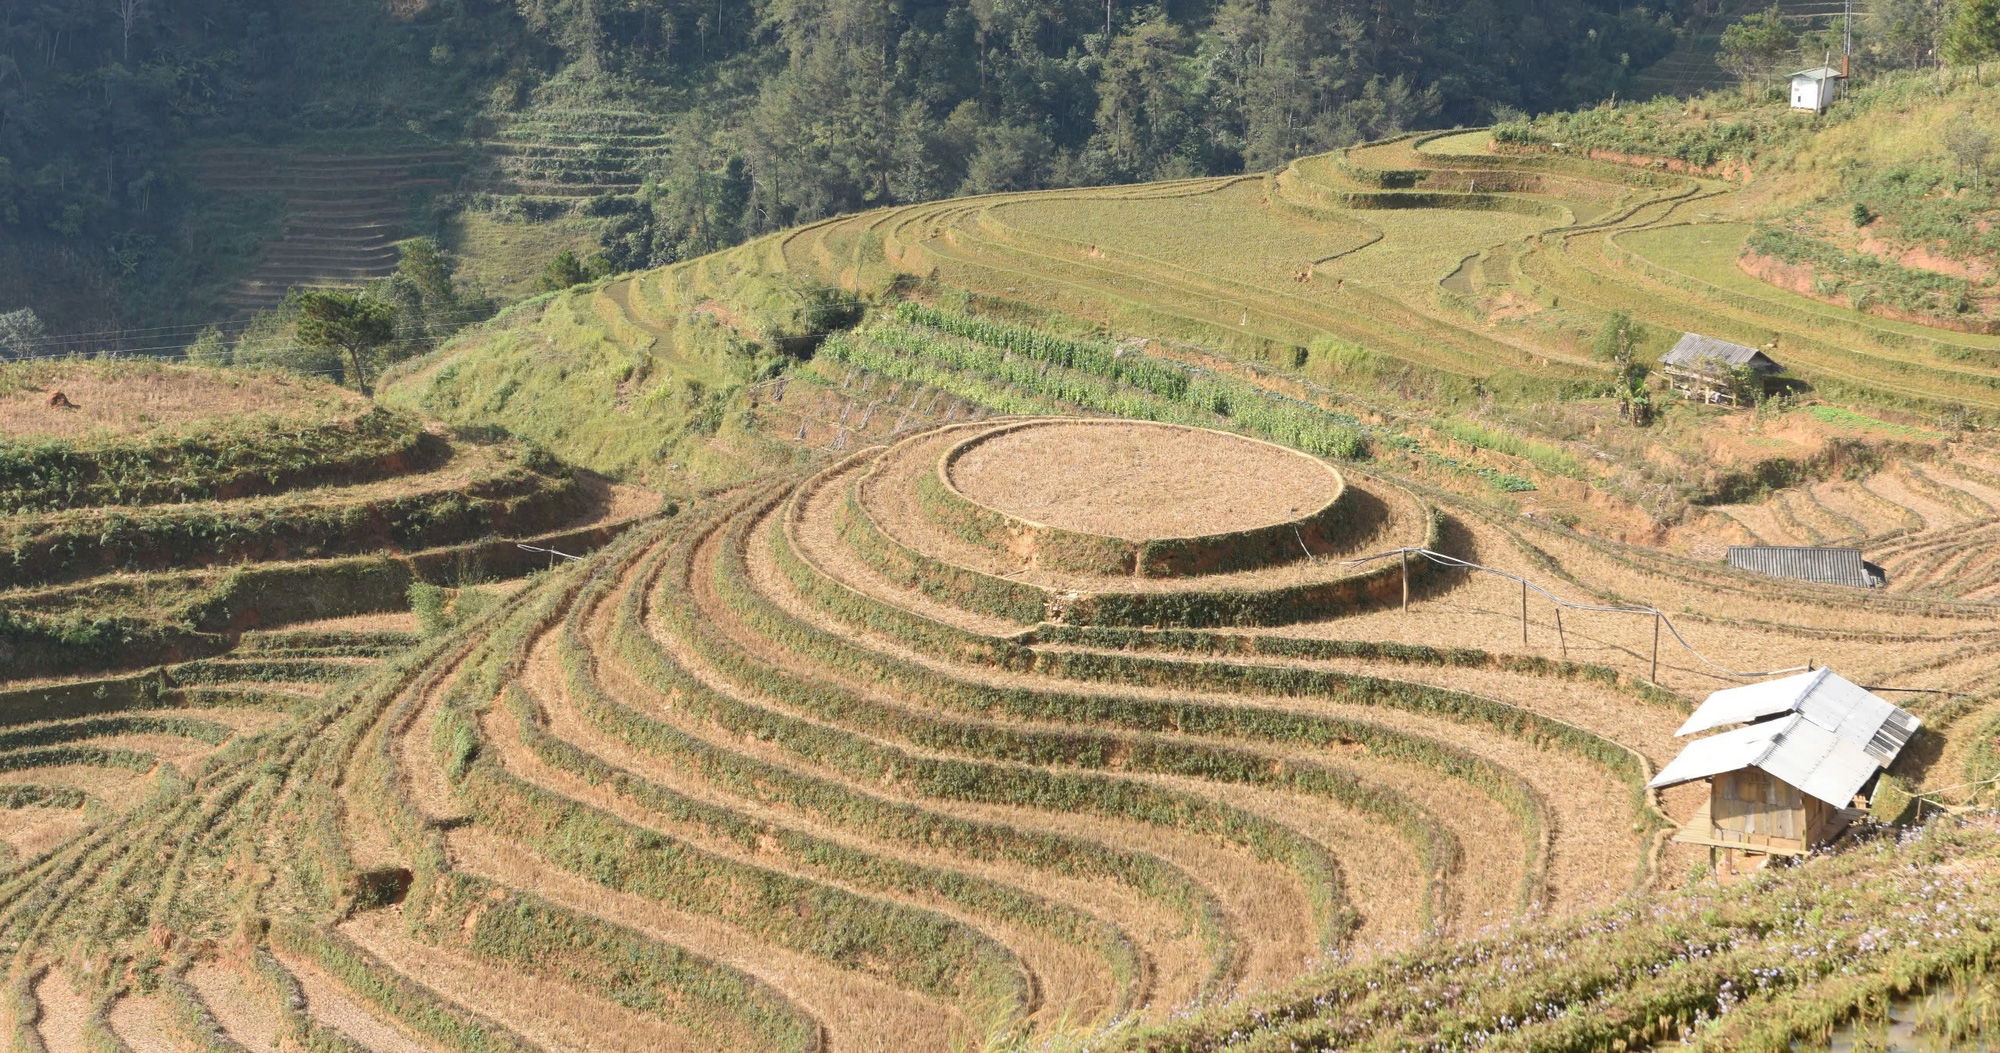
<box><xmin>107</xmin><ymin>996</ymin><xmax>178</xmax><ymax>1053</ymax></box>
<box><xmin>33</xmin><ymin>970</ymin><xmax>90</xmax><ymax>1053</ymax></box>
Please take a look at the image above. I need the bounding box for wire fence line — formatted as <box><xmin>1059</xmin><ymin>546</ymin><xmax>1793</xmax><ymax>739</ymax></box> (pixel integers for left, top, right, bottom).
<box><xmin>1339</xmin><ymin>546</ymin><xmax>1814</xmax><ymax>682</ymax></box>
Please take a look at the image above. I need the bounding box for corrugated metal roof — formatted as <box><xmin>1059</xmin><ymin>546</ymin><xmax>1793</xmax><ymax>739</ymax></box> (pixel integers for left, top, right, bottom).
<box><xmin>1648</xmin><ymin>714</ymin><xmax>1882</xmax><ymax>806</ymax></box>
<box><xmin>1662</xmin><ymin>333</ymin><xmax>1782</xmax><ymax>373</ymax></box>
<box><xmin>1791</xmin><ymin>66</ymin><xmax>1845</xmax><ymax>79</ymax></box>
<box><xmin>1726</xmin><ymin>546</ymin><xmax>1882</xmax><ymax>588</ymax></box>
<box><xmin>1656</xmin><ymin>669</ymin><xmax>1922</xmax><ymax>807</ymax></box>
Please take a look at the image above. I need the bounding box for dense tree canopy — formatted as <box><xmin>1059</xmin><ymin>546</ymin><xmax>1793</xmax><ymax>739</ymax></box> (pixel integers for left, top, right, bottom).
<box><xmin>2</xmin><ymin>0</ymin><xmax>1688</xmax><ymax>333</ymax></box>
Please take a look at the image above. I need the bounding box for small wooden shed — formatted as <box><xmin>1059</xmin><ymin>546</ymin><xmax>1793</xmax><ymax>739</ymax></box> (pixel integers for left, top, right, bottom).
<box><xmin>1650</xmin><ymin>669</ymin><xmax>1919</xmax><ymax>881</ymax></box>
<box><xmin>1790</xmin><ymin>66</ymin><xmax>1846</xmax><ymax>114</ymax></box>
<box><xmin>1659</xmin><ymin>333</ymin><xmax>1783</xmax><ymax>405</ymax></box>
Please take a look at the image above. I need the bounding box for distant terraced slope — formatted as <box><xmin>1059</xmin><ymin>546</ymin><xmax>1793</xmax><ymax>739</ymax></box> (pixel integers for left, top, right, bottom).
<box><xmin>477</xmin><ymin>108</ymin><xmax>669</xmax><ymax>201</ymax></box>
<box><xmin>192</xmin><ymin>148</ymin><xmax>467</xmax><ymax>312</ymax></box>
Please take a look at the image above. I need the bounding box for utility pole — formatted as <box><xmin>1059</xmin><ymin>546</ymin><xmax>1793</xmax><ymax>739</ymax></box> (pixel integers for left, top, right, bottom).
<box><xmin>1843</xmin><ymin>0</ymin><xmax>1852</xmax><ymax>77</ymax></box>
<box><xmin>1107</xmin><ymin>0</ymin><xmax>1113</xmax><ymax>40</ymax></box>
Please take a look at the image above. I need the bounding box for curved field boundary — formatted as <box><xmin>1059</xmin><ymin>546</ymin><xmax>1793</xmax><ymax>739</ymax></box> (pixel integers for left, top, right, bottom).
<box><xmin>966</xmin><ymin>196</ymin><xmax>1563</xmax><ymax>381</ymax></box>
<box><xmin>0</xmin><ymin>407</ymin><xmax>428</xmax><ymax>516</ymax></box>
<box><xmin>925</xmin><ymin>419</ymin><xmax>1350</xmax><ymax>579</ymax></box>
<box><xmin>530</xmin><ymin>542</ymin><xmax>1155</xmax><ymax>1018</ymax></box>
<box><xmin>649</xmin><ymin>491</ymin><xmax>1370</xmax><ymax>956</ymax></box>
<box><xmin>337</xmin><ymin>539</ymin><xmax>836</xmax><ymax>1053</ymax></box>
<box><xmin>780</xmin><ymin>476</ymin><xmax>1560</xmax><ymax>917</ymax></box>
<box><xmin>1</xmin><ymin>450</ymin><xmax>585</xmax><ymax>590</ymax></box>
<box><xmin>609</xmin><ymin>509</ymin><xmax>1243</xmax><ymax>998</ymax></box>
<box><xmin>582</xmin><ymin>527</ymin><xmax>1235</xmax><ymax>1008</ymax></box>
<box><xmin>780</xmin><ymin>469</ymin><xmax>1671</xmax><ymax>893</ymax></box>
<box><xmin>844</xmin><ymin>442</ymin><xmax>1438</xmax><ymax>628</ymax></box>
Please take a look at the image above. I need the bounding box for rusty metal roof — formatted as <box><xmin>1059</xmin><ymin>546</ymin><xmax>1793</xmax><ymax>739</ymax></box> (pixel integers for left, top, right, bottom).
<box><xmin>1726</xmin><ymin>546</ymin><xmax>1883</xmax><ymax>588</ymax></box>
<box><xmin>1662</xmin><ymin>333</ymin><xmax>1782</xmax><ymax>373</ymax></box>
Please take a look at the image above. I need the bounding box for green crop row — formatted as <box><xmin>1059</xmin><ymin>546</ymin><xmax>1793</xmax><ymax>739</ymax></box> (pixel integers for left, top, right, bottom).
<box><xmin>0</xmin><ymin>786</ymin><xmax>87</xmax><ymax>809</ymax></box>
<box><xmin>1745</xmin><ymin>228</ymin><xmax>1983</xmax><ymax>324</ymax></box>
<box><xmin>893</xmin><ymin>303</ymin><xmax>1193</xmax><ymax>400</ymax></box>
<box><xmin>821</xmin><ymin>311</ymin><xmax>1367</xmax><ymax>460</ymax></box>
<box><xmin>166</xmin><ymin>658</ymin><xmax>357</xmax><ymax>685</ymax></box>
<box><xmin>235</xmin><ymin>629</ymin><xmax>418</xmax><ymax>659</ymax></box>
<box><xmin>246</xmin><ymin>948</ymin><xmax>372</xmax><ymax>1053</ymax></box>
<box><xmin>2</xmin><ymin>458</ymin><xmax>585</xmax><ymax>590</ymax></box>
<box><xmin>0</xmin><ymin>407</ymin><xmax>426</xmax><ymax>516</ymax></box>
<box><xmin>0</xmin><ymin>715</ymin><xmax>234</xmax><ymax>752</ymax></box>
<box><xmin>0</xmin><ymin>746</ymin><xmax>161</xmax><ymax>776</ymax></box>
<box><xmin>1021</xmin><ymin>624</ymin><xmax>1690</xmax><ymax>712</ymax></box>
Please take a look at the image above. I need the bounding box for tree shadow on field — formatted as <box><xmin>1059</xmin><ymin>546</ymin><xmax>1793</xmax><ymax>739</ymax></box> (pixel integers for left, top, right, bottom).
<box><xmin>1413</xmin><ymin>511</ymin><xmax>1478</xmax><ymax>603</ymax></box>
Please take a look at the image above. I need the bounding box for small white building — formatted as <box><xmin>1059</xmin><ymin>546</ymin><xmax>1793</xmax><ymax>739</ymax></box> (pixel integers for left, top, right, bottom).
<box><xmin>1790</xmin><ymin>66</ymin><xmax>1846</xmax><ymax>113</ymax></box>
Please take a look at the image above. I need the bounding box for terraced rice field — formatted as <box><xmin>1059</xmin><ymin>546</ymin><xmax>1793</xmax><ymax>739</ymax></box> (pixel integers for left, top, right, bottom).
<box><xmin>191</xmin><ymin>149</ymin><xmax>467</xmax><ymax>312</ymax></box>
<box><xmin>27</xmin><ymin>116</ymin><xmax>2000</xmax><ymax>1048</ymax></box>
<box><xmin>13</xmin><ymin>392</ymin><xmax>1989</xmax><ymax>1049</ymax></box>
<box><xmin>51</xmin><ymin>313</ymin><xmax>1994</xmax><ymax>1050</ymax></box>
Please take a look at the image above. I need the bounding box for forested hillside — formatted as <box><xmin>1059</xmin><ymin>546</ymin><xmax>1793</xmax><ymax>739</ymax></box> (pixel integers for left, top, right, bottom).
<box><xmin>1</xmin><ymin>0</ymin><xmax>1688</xmax><ymax>334</ymax></box>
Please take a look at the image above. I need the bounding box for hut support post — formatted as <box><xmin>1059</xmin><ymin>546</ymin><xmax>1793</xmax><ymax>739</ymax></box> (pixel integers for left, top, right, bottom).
<box><xmin>1651</xmin><ymin>613</ymin><xmax>1661</xmax><ymax>683</ymax></box>
<box><xmin>1401</xmin><ymin>550</ymin><xmax>1409</xmax><ymax>613</ymax></box>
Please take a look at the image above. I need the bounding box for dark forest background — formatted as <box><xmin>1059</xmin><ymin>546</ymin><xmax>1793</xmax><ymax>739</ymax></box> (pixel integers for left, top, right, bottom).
<box><xmin>1</xmin><ymin>0</ymin><xmax>1691</xmax><ymax>334</ymax></box>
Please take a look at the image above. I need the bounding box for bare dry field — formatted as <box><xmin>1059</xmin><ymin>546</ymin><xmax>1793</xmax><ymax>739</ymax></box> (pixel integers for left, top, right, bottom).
<box><xmin>946</xmin><ymin>420</ymin><xmax>1340</xmax><ymax>538</ymax></box>
<box><xmin>0</xmin><ymin>361</ymin><xmax>364</xmax><ymax>439</ymax></box>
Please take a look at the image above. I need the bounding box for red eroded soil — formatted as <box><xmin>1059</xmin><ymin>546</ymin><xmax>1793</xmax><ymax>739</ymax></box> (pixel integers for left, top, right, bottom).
<box><xmin>1738</xmin><ymin>252</ymin><xmax>2000</xmax><ymax>334</ymax></box>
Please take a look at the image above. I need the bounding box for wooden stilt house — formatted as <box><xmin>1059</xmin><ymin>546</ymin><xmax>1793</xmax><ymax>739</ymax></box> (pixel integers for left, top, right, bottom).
<box><xmin>1658</xmin><ymin>333</ymin><xmax>1783</xmax><ymax>405</ymax></box>
<box><xmin>1649</xmin><ymin>669</ymin><xmax>1919</xmax><ymax>881</ymax></box>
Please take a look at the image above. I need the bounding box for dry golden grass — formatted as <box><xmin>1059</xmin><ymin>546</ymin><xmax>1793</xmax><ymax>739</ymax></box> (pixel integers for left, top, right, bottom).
<box><xmin>0</xmin><ymin>362</ymin><xmax>363</xmax><ymax>440</ymax></box>
<box><xmin>0</xmin><ymin>808</ymin><xmax>93</xmax><ymax>863</ymax></box>
<box><xmin>521</xmin><ymin>582</ymin><xmax>1131</xmax><ymax>1028</ymax></box>
<box><xmin>947</xmin><ymin>421</ymin><xmax>1340</xmax><ymax>539</ymax></box>
<box><xmin>268</xmin><ymin>949</ymin><xmax>440</xmax><ymax>1053</ymax></box>
<box><xmin>340</xmin><ymin>909</ymin><xmax>725</xmax><ymax>1053</ymax></box>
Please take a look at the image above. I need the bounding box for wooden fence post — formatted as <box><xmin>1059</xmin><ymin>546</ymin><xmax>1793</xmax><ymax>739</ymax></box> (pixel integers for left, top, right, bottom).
<box><xmin>1520</xmin><ymin>580</ymin><xmax>1528</xmax><ymax>647</ymax></box>
<box><xmin>1651</xmin><ymin>612</ymin><xmax>1662</xmax><ymax>683</ymax></box>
